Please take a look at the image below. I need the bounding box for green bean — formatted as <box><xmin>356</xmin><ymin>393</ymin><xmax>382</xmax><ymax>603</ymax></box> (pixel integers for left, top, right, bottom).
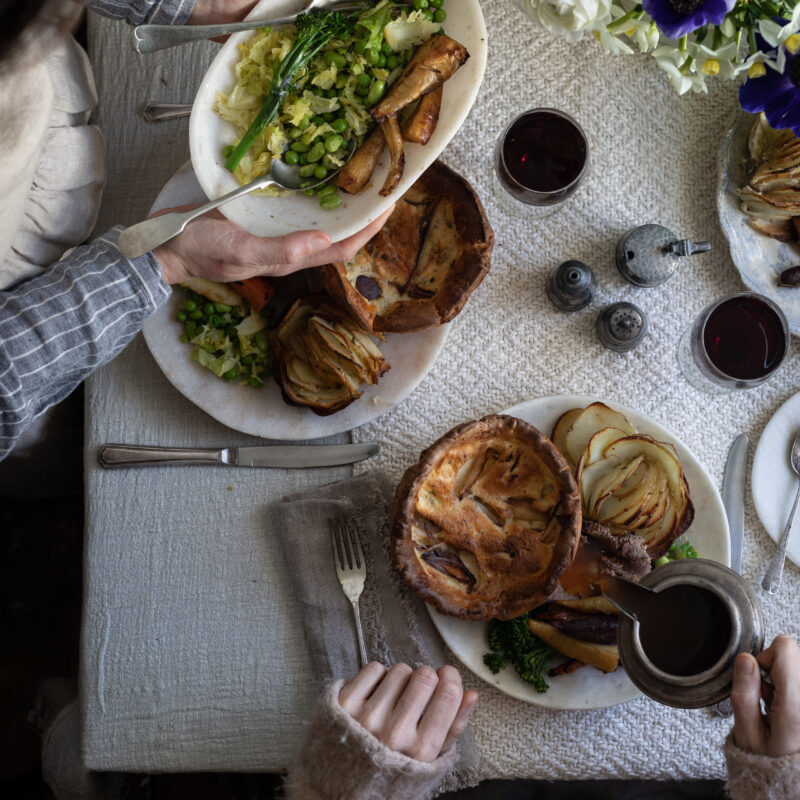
<box><xmin>284</xmin><ymin>149</ymin><xmax>300</xmax><ymax>165</ymax></box>
<box><xmin>177</xmin><ymin>311</ymin><xmax>187</xmax><ymax>322</ymax></box>
<box><xmin>330</xmin><ymin>117</ymin><xmax>348</xmax><ymax>133</ymax></box>
<box><xmin>299</xmin><ymin>164</ymin><xmax>317</xmax><ymax>177</ymax></box>
<box><xmin>320</xmin><ymin>192</ymin><xmax>343</xmax><ymax>210</ymax></box>
<box><xmin>291</xmin><ymin>141</ymin><xmax>310</xmax><ymax>153</ymax></box>
<box><xmin>366</xmin><ymin>80</ymin><xmax>386</xmax><ymax>106</ymax></box>
<box><xmin>314</xmin><ymin>165</ymin><xmax>328</xmax><ymax>180</ymax></box>
<box><xmin>317</xmin><ymin>184</ymin><xmax>337</xmax><ymax>199</ymax></box>
<box><xmin>288</xmin><ymin>126</ymin><xmax>304</xmax><ymax>139</ymax></box>
<box><xmin>324</xmin><ymin>134</ymin><xmax>343</xmax><ymax>153</ymax></box>
<box><xmin>324</xmin><ymin>51</ymin><xmax>347</xmax><ymax>69</ymax></box>
<box><xmin>307</xmin><ymin>141</ymin><xmax>326</xmax><ymax>162</ymax></box>
<box><xmin>301</xmin><ymin>131</ymin><xmax>314</xmax><ymax>145</ymax></box>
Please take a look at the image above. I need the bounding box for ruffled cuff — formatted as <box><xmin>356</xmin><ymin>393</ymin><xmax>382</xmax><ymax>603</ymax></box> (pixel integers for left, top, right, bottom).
<box><xmin>285</xmin><ymin>680</ymin><xmax>459</xmax><ymax>800</ymax></box>
<box><xmin>85</xmin><ymin>0</ymin><xmax>195</xmax><ymax>26</ymax></box>
<box><xmin>724</xmin><ymin>733</ymin><xmax>800</xmax><ymax>800</ymax></box>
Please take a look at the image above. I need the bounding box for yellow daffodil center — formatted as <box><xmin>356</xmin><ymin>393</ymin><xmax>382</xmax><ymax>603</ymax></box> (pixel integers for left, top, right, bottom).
<box><xmin>785</xmin><ymin>34</ymin><xmax>800</xmax><ymax>54</ymax></box>
<box><xmin>748</xmin><ymin>63</ymin><xmax>767</xmax><ymax>79</ymax></box>
<box><xmin>702</xmin><ymin>59</ymin><xmax>720</xmax><ymax>76</ymax></box>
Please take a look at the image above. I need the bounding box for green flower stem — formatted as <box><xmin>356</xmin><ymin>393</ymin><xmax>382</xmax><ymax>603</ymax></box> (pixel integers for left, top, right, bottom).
<box><xmin>749</xmin><ymin>27</ymin><xmax>758</xmax><ymax>56</ymax></box>
<box><xmin>607</xmin><ymin>8</ymin><xmax>640</xmax><ymax>31</ymax></box>
<box><xmin>680</xmin><ymin>55</ymin><xmax>694</xmax><ymax>74</ymax></box>
<box><xmin>679</xmin><ymin>35</ymin><xmax>688</xmax><ymax>53</ymax></box>
<box><xmin>735</xmin><ymin>28</ymin><xmax>744</xmax><ymax>62</ymax></box>
<box><xmin>711</xmin><ymin>26</ymin><xmax>722</xmax><ymax>50</ymax></box>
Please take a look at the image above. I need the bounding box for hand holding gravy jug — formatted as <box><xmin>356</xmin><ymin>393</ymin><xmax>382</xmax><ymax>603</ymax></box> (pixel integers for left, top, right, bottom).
<box><xmin>602</xmin><ymin>559</ymin><xmax>764</xmax><ymax>708</ymax></box>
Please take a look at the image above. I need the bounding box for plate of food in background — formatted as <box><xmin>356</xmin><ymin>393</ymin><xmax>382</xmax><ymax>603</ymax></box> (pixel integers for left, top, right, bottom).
<box><xmin>390</xmin><ymin>395</ymin><xmax>730</xmax><ymax>709</ymax></box>
<box><xmin>141</xmin><ymin>160</ymin><xmax>494</xmax><ymax>439</ymax></box>
<box><xmin>189</xmin><ymin>0</ymin><xmax>488</xmax><ymax>241</ymax></box>
<box><xmin>718</xmin><ymin>109</ymin><xmax>800</xmax><ymax>335</ymax></box>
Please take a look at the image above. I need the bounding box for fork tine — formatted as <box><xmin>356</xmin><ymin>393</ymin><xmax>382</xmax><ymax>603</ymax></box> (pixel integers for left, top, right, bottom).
<box><xmin>340</xmin><ymin>520</ymin><xmax>355</xmax><ymax>570</ymax></box>
<box><xmin>347</xmin><ymin>521</ymin><xmax>364</xmax><ymax>569</ymax></box>
<box><xmin>330</xmin><ymin>523</ymin><xmax>344</xmax><ymax>571</ymax></box>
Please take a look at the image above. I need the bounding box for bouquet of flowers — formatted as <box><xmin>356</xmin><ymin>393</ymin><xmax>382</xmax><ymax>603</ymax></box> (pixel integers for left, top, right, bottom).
<box><xmin>512</xmin><ymin>0</ymin><xmax>800</xmax><ymax>137</ymax></box>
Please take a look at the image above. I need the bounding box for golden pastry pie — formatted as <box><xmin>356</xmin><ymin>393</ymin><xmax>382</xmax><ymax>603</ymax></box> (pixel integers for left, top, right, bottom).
<box><xmin>392</xmin><ymin>415</ymin><xmax>582</xmax><ymax>620</ymax></box>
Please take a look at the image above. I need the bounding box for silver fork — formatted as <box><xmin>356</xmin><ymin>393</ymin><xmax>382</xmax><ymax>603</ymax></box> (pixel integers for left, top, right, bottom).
<box><xmin>330</xmin><ymin>518</ymin><xmax>368</xmax><ymax>668</ymax></box>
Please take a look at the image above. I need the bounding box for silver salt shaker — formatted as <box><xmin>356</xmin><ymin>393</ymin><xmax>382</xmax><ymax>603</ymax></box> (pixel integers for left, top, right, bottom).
<box><xmin>596</xmin><ymin>302</ymin><xmax>648</xmax><ymax>352</ymax></box>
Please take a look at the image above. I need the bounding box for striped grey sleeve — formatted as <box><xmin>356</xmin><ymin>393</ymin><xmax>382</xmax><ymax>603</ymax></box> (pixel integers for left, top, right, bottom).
<box><xmin>0</xmin><ymin>226</ymin><xmax>172</xmax><ymax>461</ymax></box>
<box><xmin>85</xmin><ymin>0</ymin><xmax>196</xmax><ymax>25</ymax></box>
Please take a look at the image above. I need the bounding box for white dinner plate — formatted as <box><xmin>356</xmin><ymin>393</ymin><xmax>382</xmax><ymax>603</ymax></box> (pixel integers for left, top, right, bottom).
<box><xmin>751</xmin><ymin>391</ymin><xmax>800</xmax><ymax>568</ymax></box>
<box><xmin>717</xmin><ymin>110</ymin><xmax>800</xmax><ymax>336</ymax></box>
<box><xmin>141</xmin><ymin>163</ymin><xmax>448</xmax><ymax>439</ymax></box>
<box><xmin>189</xmin><ymin>0</ymin><xmax>488</xmax><ymax>242</ymax></box>
<box><xmin>427</xmin><ymin>395</ymin><xmax>731</xmax><ymax>710</ymax></box>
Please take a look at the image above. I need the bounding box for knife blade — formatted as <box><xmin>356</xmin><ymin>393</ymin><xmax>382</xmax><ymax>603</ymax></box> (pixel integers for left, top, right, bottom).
<box><xmin>722</xmin><ymin>433</ymin><xmax>749</xmax><ymax>574</ymax></box>
<box><xmin>98</xmin><ymin>442</ymin><xmax>379</xmax><ymax>469</ymax></box>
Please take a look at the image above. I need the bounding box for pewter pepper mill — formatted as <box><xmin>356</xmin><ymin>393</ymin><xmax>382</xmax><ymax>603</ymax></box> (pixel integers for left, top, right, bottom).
<box><xmin>546</xmin><ymin>260</ymin><xmax>596</xmax><ymax>311</ymax></box>
<box><xmin>616</xmin><ymin>224</ymin><xmax>711</xmax><ymax>287</ymax></box>
<box><xmin>596</xmin><ymin>302</ymin><xmax>647</xmax><ymax>352</ymax></box>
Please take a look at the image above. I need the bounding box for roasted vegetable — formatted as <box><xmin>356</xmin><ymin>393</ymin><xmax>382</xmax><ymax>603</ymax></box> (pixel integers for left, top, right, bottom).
<box><xmin>483</xmin><ymin>613</ymin><xmax>557</xmax><ymax>693</ymax></box>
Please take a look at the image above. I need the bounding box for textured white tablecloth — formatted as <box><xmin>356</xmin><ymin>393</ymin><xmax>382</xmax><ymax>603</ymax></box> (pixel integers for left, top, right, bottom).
<box><xmin>83</xmin><ymin>0</ymin><xmax>800</xmax><ymax>782</ymax></box>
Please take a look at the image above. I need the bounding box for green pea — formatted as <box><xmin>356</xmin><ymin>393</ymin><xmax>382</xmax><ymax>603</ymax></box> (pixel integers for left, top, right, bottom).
<box><xmin>254</xmin><ymin>332</ymin><xmax>268</xmax><ymax>351</ymax></box>
<box><xmin>331</xmin><ymin>118</ymin><xmax>348</xmax><ymax>133</ymax></box>
<box><xmin>188</xmin><ymin>309</ymin><xmax>204</xmax><ymax>321</ymax></box>
<box><xmin>381</xmin><ymin>41</ymin><xmax>394</xmax><ymax>56</ymax></box>
<box><xmin>433</xmin><ymin>8</ymin><xmax>446</xmax><ymax>22</ymax></box>
<box><xmin>366</xmin><ymin>80</ymin><xmax>386</xmax><ymax>106</ymax></box>
<box><xmin>185</xmin><ymin>321</ymin><xmax>197</xmax><ymax>338</ymax></box>
<box><xmin>323</xmin><ymin>111</ymin><xmax>337</xmax><ymax>122</ymax></box>
<box><xmin>325</xmin><ymin>88</ymin><xmax>337</xmax><ymax>99</ymax></box>
<box><xmin>298</xmin><ymin>153</ymin><xmax>308</xmax><ymax>165</ymax></box>
<box><xmin>386</xmin><ymin>54</ymin><xmax>400</xmax><ymax>70</ymax></box>
<box><xmin>180</xmin><ymin>333</ymin><xmax>190</xmax><ymax>344</ymax></box>
<box><xmin>223</xmin><ymin>368</ymin><xmax>238</xmax><ymax>381</ymax></box>
<box><xmin>241</xmin><ymin>354</ymin><xmax>255</xmax><ymax>366</ymax></box>
<box><xmin>303</xmin><ymin>188</ymin><xmax>316</xmax><ymax>196</ymax></box>
<box><xmin>240</xmin><ymin>368</ymin><xmax>251</xmax><ymax>380</ymax></box>
<box><xmin>247</xmin><ymin>378</ymin><xmax>261</xmax><ymax>388</ymax></box>
<box><xmin>204</xmin><ymin>302</ymin><xmax>215</xmax><ymax>316</ymax></box>
<box><xmin>320</xmin><ymin>192</ymin><xmax>343</xmax><ymax>210</ymax></box>
<box><xmin>314</xmin><ymin>165</ymin><xmax>328</xmax><ymax>180</ymax></box>
<box><xmin>177</xmin><ymin>311</ymin><xmax>187</xmax><ymax>322</ymax></box>
<box><xmin>291</xmin><ymin>141</ymin><xmax>310</xmax><ymax>153</ymax></box>
<box><xmin>324</xmin><ymin>134</ymin><xmax>343</xmax><ymax>153</ymax></box>
<box><xmin>412</xmin><ymin>0</ymin><xmax>428</xmax><ymax>8</ymax></box>
<box><xmin>301</xmin><ymin>131</ymin><xmax>315</xmax><ymax>145</ymax></box>
<box><xmin>653</xmin><ymin>556</ymin><xmax>670</xmax><ymax>568</ymax></box>
<box><xmin>376</xmin><ymin>53</ymin><xmax>387</xmax><ymax>68</ymax></box>
<box><xmin>317</xmin><ymin>184</ymin><xmax>337</xmax><ymax>200</ymax></box>
<box><xmin>184</xmin><ymin>299</ymin><xmax>197</xmax><ymax>312</ymax></box>
<box><xmin>214</xmin><ymin>302</ymin><xmax>231</xmax><ymax>313</ymax></box>
<box><xmin>288</xmin><ymin>126</ymin><xmax>303</xmax><ymax>139</ymax></box>
<box><xmin>298</xmin><ymin>115</ymin><xmax>311</xmax><ymax>130</ymax></box>
<box><xmin>324</xmin><ymin>51</ymin><xmax>347</xmax><ymax>69</ymax></box>
<box><xmin>299</xmin><ymin>164</ymin><xmax>317</xmax><ymax>177</ymax></box>
<box><xmin>421</xmin><ymin>8</ymin><xmax>434</xmax><ymax>20</ymax></box>
<box><xmin>431</xmin><ymin>0</ymin><xmax>443</xmax><ymax>7</ymax></box>
<box><xmin>312</xmin><ymin>114</ymin><xmax>325</xmax><ymax>126</ymax></box>
<box><xmin>335</xmin><ymin>74</ymin><xmax>348</xmax><ymax>89</ymax></box>
<box><xmin>208</xmin><ymin>314</ymin><xmax>222</xmax><ymax>329</ymax></box>
<box><xmin>364</xmin><ymin>48</ymin><xmax>380</xmax><ymax>66</ymax></box>
<box><xmin>284</xmin><ymin>149</ymin><xmax>300</xmax><ymax>165</ymax></box>
<box><xmin>307</xmin><ymin>141</ymin><xmax>326</xmax><ymax>162</ymax></box>
<box><xmin>226</xmin><ymin>326</ymin><xmax>238</xmax><ymax>340</ymax></box>
<box><xmin>353</xmin><ymin>39</ymin><xmax>367</xmax><ymax>55</ymax></box>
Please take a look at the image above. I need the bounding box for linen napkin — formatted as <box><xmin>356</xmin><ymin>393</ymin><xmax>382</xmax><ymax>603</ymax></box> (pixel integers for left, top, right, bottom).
<box><xmin>266</xmin><ymin>469</ymin><xmax>483</xmax><ymax>790</ymax></box>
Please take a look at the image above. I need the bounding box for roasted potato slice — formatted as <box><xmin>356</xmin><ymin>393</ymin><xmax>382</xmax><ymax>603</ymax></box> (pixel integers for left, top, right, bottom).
<box><xmin>336</xmin><ymin>126</ymin><xmax>386</xmax><ymax>195</ymax></box>
<box><xmin>564</xmin><ymin>403</ymin><xmax>637</xmax><ymax>468</ymax></box>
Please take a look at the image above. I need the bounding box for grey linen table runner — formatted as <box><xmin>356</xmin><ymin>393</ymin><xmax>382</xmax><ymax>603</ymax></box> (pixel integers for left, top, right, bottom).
<box><xmin>267</xmin><ymin>470</ymin><xmax>483</xmax><ymax>789</ymax></box>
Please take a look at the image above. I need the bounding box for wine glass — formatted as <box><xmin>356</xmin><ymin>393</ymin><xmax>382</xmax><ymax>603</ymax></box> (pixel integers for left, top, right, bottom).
<box><xmin>677</xmin><ymin>292</ymin><xmax>789</xmax><ymax>394</ymax></box>
<box><xmin>492</xmin><ymin>108</ymin><xmax>589</xmax><ymax>219</ymax></box>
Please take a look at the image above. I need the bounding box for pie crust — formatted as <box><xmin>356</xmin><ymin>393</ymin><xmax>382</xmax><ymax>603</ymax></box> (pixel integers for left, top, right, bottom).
<box><xmin>392</xmin><ymin>415</ymin><xmax>582</xmax><ymax>620</ymax></box>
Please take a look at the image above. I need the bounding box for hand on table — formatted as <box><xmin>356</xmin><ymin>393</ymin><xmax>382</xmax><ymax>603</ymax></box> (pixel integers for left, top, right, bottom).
<box><xmin>338</xmin><ymin>662</ymin><xmax>478</xmax><ymax>762</ymax></box>
<box><xmin>153</xmin><ymin>205</ymin><xmax>393</xmax><ymax>285</ymax></box>
<box><xmin>731</xmin><ymin>635</ymin><xmax>800</xmax><ymax>757</ymax></box>
<box><xmin>187</xmin><ymin>1</ymin><xmax>259</xmax><ymax>25</ymax></box>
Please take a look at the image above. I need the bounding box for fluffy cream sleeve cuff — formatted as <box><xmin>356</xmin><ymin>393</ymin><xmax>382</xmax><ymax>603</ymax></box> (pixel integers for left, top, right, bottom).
<box><xmin>285</xmin><ymin>680</ymin><xmax>459</xmax><ymax>800</ymax></box>
<box><xmin>724</xmin><ymin>733</ymin><xmax>800</xmax><ymax>800</ymax></box>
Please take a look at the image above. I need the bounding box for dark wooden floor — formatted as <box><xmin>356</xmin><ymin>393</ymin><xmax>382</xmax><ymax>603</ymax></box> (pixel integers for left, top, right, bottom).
<box><xmin>0</xmin><ymin>393</ymin><xmax>727</xmax><ymax>799</ymax></box>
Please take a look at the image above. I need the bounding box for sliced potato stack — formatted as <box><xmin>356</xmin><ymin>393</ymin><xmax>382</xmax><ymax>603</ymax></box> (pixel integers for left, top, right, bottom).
<box><xmin>271</xmin><ymin>298</ymin><xmax>389</xmax><ymax>416</ymax></box>
<box><xmin>552</xmin><ymin>403</ymin><xmax>694</xmax><ymax>558</ymax></box>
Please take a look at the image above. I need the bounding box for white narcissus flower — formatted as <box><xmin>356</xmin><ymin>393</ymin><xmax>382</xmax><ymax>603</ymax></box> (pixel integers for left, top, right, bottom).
<box><xmin>759</xmin><ymin>5</ymin><xmax>800</xmax><ymax>49</ymax></box>
<box><xmin>512</xmin><ymin>0</ymin><xmax>612</xmax><ymax>43</ymax></box>
<box><xmin>652</xmin><ymin>46</ymin><xmax>708</xmax><ymax>95</ymax></box>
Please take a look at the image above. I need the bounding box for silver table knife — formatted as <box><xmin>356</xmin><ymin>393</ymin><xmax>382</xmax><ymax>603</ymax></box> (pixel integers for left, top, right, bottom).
<box><xmin>712</xmin><ymin>432</ymin><xmax>748</xmax><ymax>717</ymax></box>
<box><xmin>98</xmin><ymin>442</ymin><xmax>379</xmax><ymax>469</ymax></box>
<box><xmin>722</xmin><ymin>433</ymin><xmax>749</xmax><ymax>575</ymax></box>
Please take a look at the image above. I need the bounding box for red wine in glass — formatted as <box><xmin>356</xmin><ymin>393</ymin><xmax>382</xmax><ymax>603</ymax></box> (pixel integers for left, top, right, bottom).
<box><xmin>688</xmin><ymin>293</ymin><xmax>789</xmax><ymax>389</ymax></box>
<box><xmin>494</xmin><ymin>108</ymin><xmax>588</xmax><ymax>207</ymax></box>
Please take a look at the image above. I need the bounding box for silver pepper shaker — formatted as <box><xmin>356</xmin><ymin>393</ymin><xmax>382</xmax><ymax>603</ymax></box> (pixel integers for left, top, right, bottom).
<box><xmin>546</xmin><ymin>260</ymin><xmax>596</xmax><ymax>311</ymax></box>
<box><xmin>596</xmin><ymin>302</ymin><xmax>648</xmax><ymax>352</ymax></box>
<box><xmin>616</xmin><ymin>224</ymin><xmax>711</xmax><ymax>287</ymax></box>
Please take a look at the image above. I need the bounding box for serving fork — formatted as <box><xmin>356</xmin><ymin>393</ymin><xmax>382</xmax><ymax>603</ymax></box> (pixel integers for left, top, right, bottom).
<box><xmin>330</xmin><ymin>517</ymin><xmax>368</xmax><ymax>668</ymax></box>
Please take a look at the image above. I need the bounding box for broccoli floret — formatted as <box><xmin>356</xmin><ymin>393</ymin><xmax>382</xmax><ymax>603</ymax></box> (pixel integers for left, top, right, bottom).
<box><xmin>483</xmin><ymin>612</ymin><xmax>557</xmax><ymax>693</ymax></box>
<box><xmin>669</xmin><ymin>540</ymin><xmax>699</xmax><ymax>560</ymax></box>
<box><xmin>355</xmin><ymin>0</ymin><xmax>394</xmax><ymax>54</ymax></box>
<box><xmin>483</xmin><ymin>652</ymin><xmax>507</xmax><ymax>674</ymax></box>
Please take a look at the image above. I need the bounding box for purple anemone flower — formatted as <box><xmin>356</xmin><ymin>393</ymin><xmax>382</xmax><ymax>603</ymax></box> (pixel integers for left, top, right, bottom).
<box><xmin>740</xmin><ymin>48</ymin><xmax>800</xmax><ymax>137</ymax></box>
<box><xmin>642</xmin><ymin>0</ymin><xmax>736</xmax><ymax>40</ymax></box>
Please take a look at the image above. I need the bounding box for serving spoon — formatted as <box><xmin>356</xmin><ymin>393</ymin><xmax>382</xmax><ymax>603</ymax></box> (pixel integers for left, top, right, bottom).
<box><xmin>761</xmin><ymin>431</ymin><xmax>800</xmax><ymax>595</ymax></box>
<box><xmin>117</xmin><ymin>152</ymin><xmax>347</xmax><ymax>259</ymax></box>
<box><xmin>132</xmin><ymin>1</ymin><xmax>367</xmax><ymax>54</ymax></box>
